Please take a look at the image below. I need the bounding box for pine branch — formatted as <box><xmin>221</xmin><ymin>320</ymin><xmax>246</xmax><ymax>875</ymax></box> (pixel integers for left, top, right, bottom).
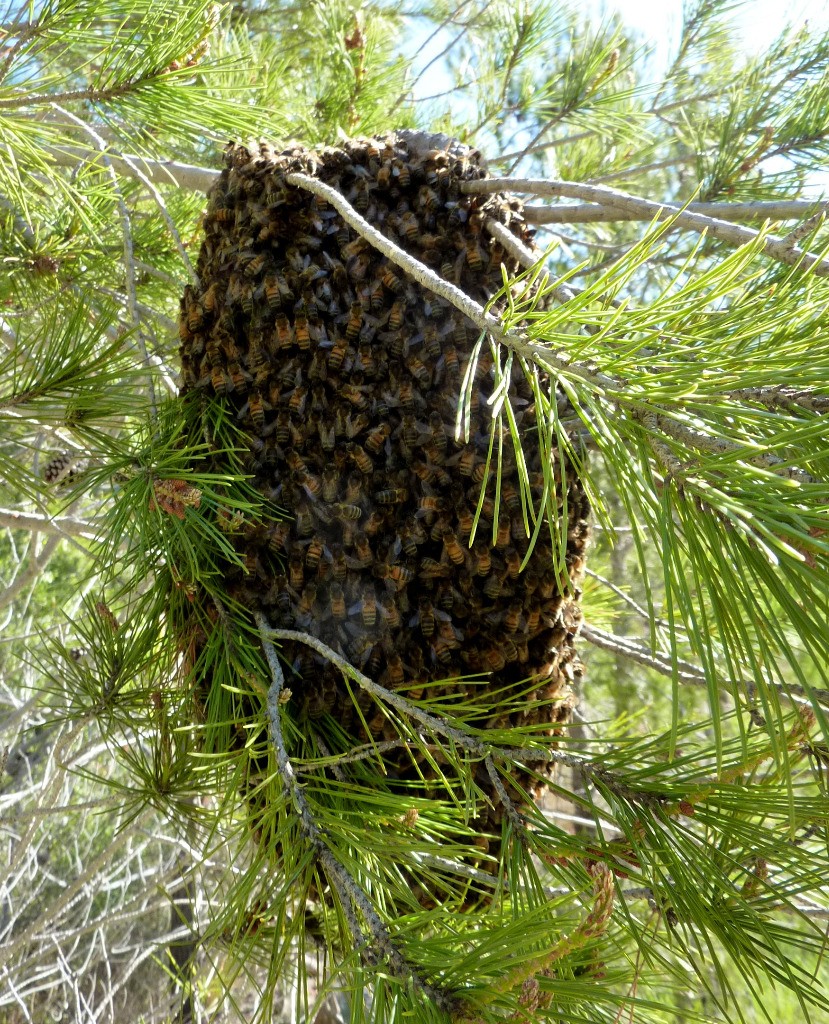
<box><xmin>462</xmin><ymin>178</ymin><xmax>829</xmax><ymax>276</ymax></box>
<box><xmin>52</xmin><ymin>106</ymin><xmax>158</xmax><ymax>418</ymax></box>
<box><xmin>255</xmin><ymin>612</ymin><xmax>452</xmax><ymax>1011</ymax></box>
<box><xmin>581</xmin><ymin>622</ymin><xmax>829</xmax><ymax>712</ymax></box>
<box><xmin>0</xmin><ymin>535</ymin><xmax>61</xmax><ymax>613</ymax></box>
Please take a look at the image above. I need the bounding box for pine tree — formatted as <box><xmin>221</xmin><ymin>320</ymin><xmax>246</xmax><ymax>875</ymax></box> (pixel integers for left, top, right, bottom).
<box><xmin>1</xmin><ymin>2</ymin><xmax>828</xmax><ymax>1023</ymax></box>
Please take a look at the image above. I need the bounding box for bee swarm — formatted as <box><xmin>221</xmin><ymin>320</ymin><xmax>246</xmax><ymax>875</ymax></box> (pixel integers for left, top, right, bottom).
<box><xmin>179</xmin><ymin>133</ymin><xmax>589</xmax><ymax>867</ymax></box>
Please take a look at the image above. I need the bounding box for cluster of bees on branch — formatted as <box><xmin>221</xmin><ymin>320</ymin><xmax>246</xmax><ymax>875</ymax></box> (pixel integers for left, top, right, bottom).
<box><xmin>179</xmin><ymin>133</ymin><xmax>589</xmax><ymax>825</ymax></box>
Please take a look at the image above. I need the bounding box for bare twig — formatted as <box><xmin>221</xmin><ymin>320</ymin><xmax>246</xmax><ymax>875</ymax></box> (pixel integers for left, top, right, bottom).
<box><xmin>0</xmin><ymin>535</ymin><xmax>61</xmax><ymax>612</ymax></box>
<box><xmin>0</xmin><ymin>507</ymin><xmax>99</xmax><ymax>540</ymax></box>
<box><xmin>583</xmin><ymin>567</ymin><xmax>680</xmax><ymax>637</ymax></box>
<box><xmin>524</xmin><ymin>199</ymin><xmax>829</xmax><ymax>225</ymax></box>
<box><xmin>45</xmin><ymin>143</ymin><xmax>218</xmax><ymax>192</ymax></box>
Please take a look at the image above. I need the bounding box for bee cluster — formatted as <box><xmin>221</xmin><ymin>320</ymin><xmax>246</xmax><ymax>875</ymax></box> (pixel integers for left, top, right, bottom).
<box><xmin>179</xmin><ymin>133</ymin><xmax>589</xmax><ymax>841</ymax></box>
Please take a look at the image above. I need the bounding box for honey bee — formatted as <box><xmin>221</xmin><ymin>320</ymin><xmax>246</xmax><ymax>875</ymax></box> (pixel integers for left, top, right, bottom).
<box><xmin>418</xmin><ymin>598</ymin><xmax>435</xmax><ymax>637</ymax></box>
<box><xmin>465</xmin><ymin>239</ymin><xmax>484</xmax><ymax>271</ymax></box>
<box><xmin>365</xmin><ymin>423</ymin><xmax>390</xmax><ymax>454</ymax></box>
<box><xmin>349</xmin><ymin>251</ymin><xmax>373</xmax><ymax>284</ymax></box>
<box><xmin>459</xmin><ymin>449</ymin><xmax>478</xmax><ymax>477</ymax></box>
<box><xmin>474</xmin><ymin>348</ymin><xmax>494</xmax><ymax>383</ymax></box>
<box><xmin>285</xmin><ymin>451</ymin><xmax>308</xmax><ymax>475</ymax></box>
<box><xmin>411</xmin><ymin>461</ymin><xmax>438</xmax><ymax>486</ymax></box>
<box><xmin>482</xmin><ymin>646</ymin><xmax>506</xmax><ymax>672</ymax></box>
<box><xmin>308</xmin><ymin>350</ymin><xmax>328</xmax><ymax>384</ymax></box>
<box><xmin>267</xmin><ymin>521</ymin><xmax>290</xmax><ymax>553</ymax></box>
<box><xmin>289</xmin><ymin>551</ymin><xmax>304</xmax><ymax>589</ymax></box>
<box><xmin>307</xmin><ymin>680</ymin><xmax>338</xmax><ymax>718</ymax></box>
<box><xmin>442</xmin><ymin>528</ymin><xmax>466</xmax><ymax>565</ymax></box>
<box><xmin>375</xmin><ymin>487</ymin><xmax>408</xmax><ymax>504</ymax></box>
<box><xmin>471</xmin><ymin>462</ymin><xmax>489</xmax><ymax>485</ymax></box>
<box><xmin>419</xmin><ymin>185</ymin><xmax>439</xmax><ymax>212</ymax></box>
<box><xmin>377</xmin><ymin>562</ymin><xmax>414</xmax><ymax>587</ymax></box>
<box><xmin>185</xmin><ymin>301</ymin><xmax>204</xmax><ymax>333</ymax></box>
<box><xmin>321</xmin><ymin>467</ymin><xmax>339</xmax><ymax>503</ymax></box>
<box><xmin>388</xmin><ymin>300</ymin><xmax>406</xmax><ymax>331</ymax></box>
<box><xmin>488</xmin><ymin>242</ymin><xmax>506</xmax><ymax>271</ymax></box>
<box><xmin>504</xmin><ymin>547</ymin><xmax>522</xmax><ymax>578</ymax></box>
<box><xmin>483</xmin><ymin>570</ymin><xmax>508</xmax><ymax>599</ymax></box>
<box><xmin>248</xmin><ymin>388</ymin><xmax>265</xmax><ymax>431</ymax></box>
<box><xmin>419</xmin><ymin>558</ymin><xmax>451</xmax><ymax>579</ymax></box>
<box><xmin>328</xmin><ymin>583</ymin><xmax>346</xmax><ymax>620</ymax></box>
<box><xmin>380</xmin><ymin>263</ymin><xmax>403</xmax><ymax>294</ymax></box>
<box><xmin>288</xmin><ymin>384</ymin><xmax>308</xmax><ymax>415</ymax></box>
<box><xmin>382</xmin><ymin>652</ymin><xmax>404</xmax><ymax>689</ymax></box>
<box><xmin>212</xmin><ymin>204</ymin><xmax>233</xmax><ymax>223</ymax></box>
<box><xmin>227</xmin><ymin>360</ymin><xmax>248</xmax><ymax>392</ymax></box>
<box><xmin>356</xmin><ymin>344</ymin><xmax>376</xmax><ymax>378</ymax></box>
<box><xmin>422</xmin><ymin>323</ymin><xmax>440</xmax><ymax>360</ymax></box>
<box><xmin>249</xmin><ymin>344</ymin><xmax>269</xmax><ymax>389</ymax></box>
<box><xmin>274</xmin><ymin>410</ymin><xmax>290</xmax><ymax>446</ymax></box>
<box><xmin>331</xmin><ymin>502</ymin><xmax>362</xmax><ymax>521</ymax></box>
<box><xmin>340</xmin><ymin>471</ymin><xmax>361</xmax><ymax>504</ymax></box>
<box><xmin>392</xmin><ymin>159</ymin><xmax>411</xmax><ymax>188</ymax></box>
<box><xmin>244</xmin><ymin>252</ymin><xmax>268</xmax><ymax>278</ymax></box>
<box><xmin>328</xmin><ymin>334</ymin><xmax>348</xmax><ymax>373</ymax></box>
<box><xmin>353</xmin><ymin>177</ymin><xmax>369</xmax><ymax>212</ymax></box>
<box><xmin>401</xmin><ymin>414</ymin><xmax>419</xmax><ymax>448</ymax></box>
<box><xmin>396</xmin><ymin>524</ymin><xmax>417</xmax><ymax>557</ymax></box>
<box><xmin>318</xmin><ymin>420</ymin><xmax>335</xmax><ymax>451</ymax></box>
<box><xmin>399</xmin><ymin>379</ymin><xmax>415</xmax><ymax>413</ymax></box>
<box><xmin>442</xmin><ymin>343</ymin><xmax>460</xmax><ymax>381</ymax></box>
<box><xmin>361</xmin><ymin>588</ymin><xmax>377</xmax><ymax>627</ymax></box>
<box><xmin>299</xmin><ymin>471</ymin><xmax>322</xmax><ymax>501</ymax></box>
<box><xmin>364</xmin><ymin>510</ymin><xmax>385</xmax><ymax>536</ymax></box>
<box><xmin>495</xmin><ymin>519</ymin><xmax>511</xmax><ymax>548</ymax></box>
<box><xmin>474</xmin><ymin>543</ymin><xmax>492</xmax><ymax>576</ymax></box>
<box><xmin>417</xmin><ymin>495</ymin><xmax>445</xmax><ymax>514</ymax></box>
<box><xmin>504</xmin><ymin>600</ymin><xmax>523</xmax><ymax>634</ymax></box>
<box><xmin>263</xmin><ymin>274</ymin><xmax>283</xmax><ymax>310</ymax></box>
<box><xmin>525</xmin><ymin>607</ymin><xmax>541</xmax><ymax>635</ymax></box>
<box><xmin>347</xmin><ymin>442</ymin><xmax>373</xmax><ymax>474</ymax></box>
<box><xmin>339</xmin><ymin>384</ymin><xmax>368</xmax><ymax>410</ymax></box>
<box><xmin>376</xmin><ymin>162</ymin><xmax>391</xmax><ymax>190</ymax></box>
<box><xmin>329</xmin><ymin>543</ymin><xmax>347</xmax><ymax>582</ymax></box>
<box><xmin>296</xmin><ymin>505</ymin><xmax>314</xmax><ymax>537</ymax></box>
<box><xmin>426</xmin><ymin>411</ymin><xmax>446</xmax><ymax>449</ymax></box>
<box><xmin>456</xmin><ymin>505</ymin><xmax>475</xmax><ymax>539</ymax></box>
<box><xmin>502</xmin><ymin>482</ymin><xmax>520</xmax><ymax>511</ymax></box>
<box><xmin>244</xmin><ymin>547</ymin><xmax>262</xmax><ymax>577</ymax></box>
<box><xmin>399</xmin><ymin>211</ymin><xmax>418</xmax><ymax>243</ymax></box>
<box><xmin>211</xmin><ymin>365</ymin><xmax>228</xmax><ymax>394</ymax></box>
<box><xmin>274</xmin><ymin>314</ymin><xmax>292</xmax><ymax>349</ymax></box>
<box><xmin>305</xmin><ymin>536</ymin><xmax>324</xmax><ymax>568</ymax></box>
<box><xmin>294</xmin><ymin>306</ymin><xmax>311</xmax><ymax>349</ymax></box>
<box><xmin>298</xmin><ymin>583</ymin><xmax>318</xmax><ymax>617</ymax></box>
<box><xmin>361</xmin><ymin>276</ymin><xmax>382</xmax><ymax>311</ymax></box>
<box><xmin>311</xmin><ymin>386</ymin><xmax>329</xmax><ymax>416</ymax></box>
<box><xmin>350</xmin><ymin>531</ymin><xmax>373</xmax><ymax>568</ymax></box>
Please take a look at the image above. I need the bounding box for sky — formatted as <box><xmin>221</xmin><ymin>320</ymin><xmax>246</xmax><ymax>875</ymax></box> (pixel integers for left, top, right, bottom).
<box><xmin>596</xmin><ymin>0</ymin><xmax>829</xmax><ymax>65</ymax></box>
